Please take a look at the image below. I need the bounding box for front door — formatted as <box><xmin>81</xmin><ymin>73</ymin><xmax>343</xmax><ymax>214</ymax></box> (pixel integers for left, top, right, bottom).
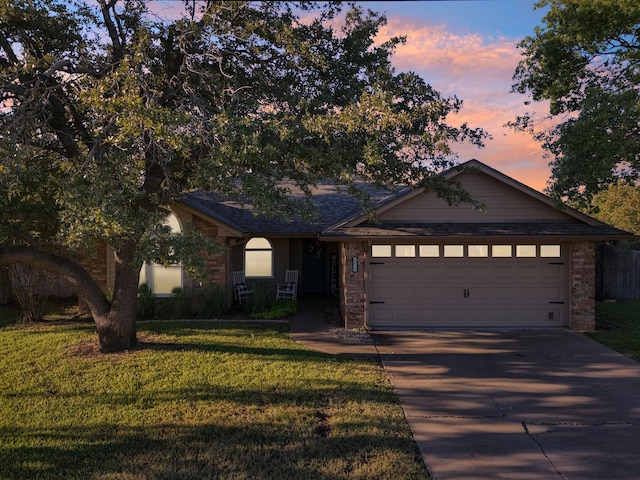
<box><xmin>302</xmin><ymin>239</ymin><xmax>328</xmax><ymax>295</ymax></box>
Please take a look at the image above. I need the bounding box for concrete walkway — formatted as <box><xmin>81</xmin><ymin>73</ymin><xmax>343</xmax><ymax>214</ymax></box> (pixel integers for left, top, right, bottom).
<box><xmin>290</xmin><ymin>301</ymin><xmax>640</xmax><ymax>480</ymax></box>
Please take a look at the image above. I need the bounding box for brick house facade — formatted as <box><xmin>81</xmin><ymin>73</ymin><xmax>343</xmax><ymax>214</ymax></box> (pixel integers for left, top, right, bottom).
<box><xmin>69</xmin><ymin>160</ymin><xmax>632</xmax><ymax>332</ymax></box>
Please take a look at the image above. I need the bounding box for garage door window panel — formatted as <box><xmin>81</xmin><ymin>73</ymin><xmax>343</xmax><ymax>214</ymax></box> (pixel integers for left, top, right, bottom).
<box><xmin>395</xmin><ymin>245</ymin><xmax>416</xmax><ymax>258</ymax></box>
<box><xmin>372</xmin><ymin>245</ymin><xmax>392</xmax><ymax>258</ymax></box>
<box><xmin>468</xmin><ymin>245</ymin><xmax>488</xmax><ymax>257</ymax></box>
<box><xmin>492</xmin><ymin>245</ymin><xmax>512</xmax><ymax>257</ymax></box>
<box><xmin>444</xmin><ymin>245</ymin><xmax>464</xmax><ymax>257</ymax></box>
<box><xmin>419</xmin><ymin>245</ymin><xmax>439</xmax><ymax>257</ymax></box>
<box><xmin>517</xmin><ymin>245</ymin><xmax>537</xmax><ymax>257</ymax></box>
<box><xmin>540</xmin><ymin>245</ymin><xmax>561</xmax><ymax>257</ymax></box>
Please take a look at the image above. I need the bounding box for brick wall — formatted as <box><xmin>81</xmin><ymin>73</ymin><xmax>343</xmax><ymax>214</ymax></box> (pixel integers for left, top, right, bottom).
<box><xmin>570</xmin><ymin>241</ymin><xmax>596</xmax><ymax>331</ymax></box>
<box><xmin>191</xmin><ymin>215</ymin><xmax>228</xmax><ymax>288</ymax></box>
<box><xmin>339</xmin><ymin>241</ymin><xmax>366</xmax><ymax>329</ymax></box>
<box><xmin>75</xmin><ymin>243</ymin><xmax>109</xmax><ymax>292</ymax></box>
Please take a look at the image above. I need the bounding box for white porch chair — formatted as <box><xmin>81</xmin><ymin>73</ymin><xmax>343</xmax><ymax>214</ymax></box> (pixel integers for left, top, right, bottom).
<box><xmin>232</xmin><ymin>270</ymin><xmax>253</xmax><ymax>304</ymax></box>
<box><xmin>276</xmin><ymin>269</ymin><xmax>298</xmax><ymax>301</ymax></box>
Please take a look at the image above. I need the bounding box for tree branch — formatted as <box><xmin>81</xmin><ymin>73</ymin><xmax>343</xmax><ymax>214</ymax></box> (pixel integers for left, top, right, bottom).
<box><xmin>0</xmin><ymin>245</ymin><xmax>111</xmax><ymax>319</ymax></box>
<box><xmin>0</xmin><ymin>30</ymin><xmax>19</xmax><ymax>64</ymax></box>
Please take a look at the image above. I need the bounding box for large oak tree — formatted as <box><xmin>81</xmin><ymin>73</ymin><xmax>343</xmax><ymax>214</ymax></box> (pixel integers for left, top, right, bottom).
<box><xmin>0</xmin><ymin>0</ymin><xmax>486</xmax><ymax>352</ymax></box>
<box><xmin>512</xmin><ymin>0</ymin><xmax>640</xmax><ymax>208</ymax></box>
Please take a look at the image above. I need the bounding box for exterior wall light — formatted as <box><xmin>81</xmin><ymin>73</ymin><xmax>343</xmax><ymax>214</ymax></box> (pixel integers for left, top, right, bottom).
<box><xmin>352</xmin><ymin>256</ymin><xmax>358</xmax><ymax>273</ymax></box>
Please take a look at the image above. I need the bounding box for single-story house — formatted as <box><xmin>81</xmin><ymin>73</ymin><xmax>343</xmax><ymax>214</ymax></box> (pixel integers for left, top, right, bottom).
<box><xmin>92</xmin><ymin>160</ymin><xmax>634</xmax><ymax>331</ymax></box>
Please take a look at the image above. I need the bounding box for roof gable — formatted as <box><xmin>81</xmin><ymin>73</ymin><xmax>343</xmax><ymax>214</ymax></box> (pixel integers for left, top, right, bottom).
<box><xmin>321</xmin><ymin>160</ymin><xmax>634</xmax><ymax>241</ymax></box>
<box><xmin>341</xmin><ymin>160</ymin><xmax>600</xmax><ymax>228</ymax></box>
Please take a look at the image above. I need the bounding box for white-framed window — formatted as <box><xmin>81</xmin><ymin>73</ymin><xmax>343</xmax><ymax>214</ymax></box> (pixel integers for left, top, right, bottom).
<box><xmin>139</xmin><ymin>211</ymin><xmax>183</xmax><ymax>295</ymax></box>
<box><xmin>245</xmin><ymin>237</ymin><xmax>273</xmax><ymax>277</ymax></box>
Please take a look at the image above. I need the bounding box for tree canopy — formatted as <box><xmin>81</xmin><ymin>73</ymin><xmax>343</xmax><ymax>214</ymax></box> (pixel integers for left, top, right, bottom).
<box><xmin>0</xmin><ymin>0</ymin><xmax>487</xmax><ymax>351</ymax></box>
<box><xmin>590</xmin><ymin>182</ymin><xmax>640</xmax><ymax>238</ymax></box>
<box><xmin>511</xmin><ymin>0</ymin><xmax>640</xmax><ymax>207</ymax></box>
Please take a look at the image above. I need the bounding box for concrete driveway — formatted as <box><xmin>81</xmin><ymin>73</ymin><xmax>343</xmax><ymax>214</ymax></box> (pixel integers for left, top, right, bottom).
<box><xmin>373</xmin><ymin>330</ymin><xmax>640</xmax><ymax>480</ymax></box>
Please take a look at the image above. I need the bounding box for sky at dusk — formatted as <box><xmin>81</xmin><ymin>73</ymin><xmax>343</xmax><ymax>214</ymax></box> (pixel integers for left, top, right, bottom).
<box><xmin>361</xmin><ymin>0</ymin><xmax>552</xmax><ymax>191</ymax></box>
<box><xmin>149</xmin><ymin>0</ymin><xmax>553</xmax><ymax>192</ymax></box>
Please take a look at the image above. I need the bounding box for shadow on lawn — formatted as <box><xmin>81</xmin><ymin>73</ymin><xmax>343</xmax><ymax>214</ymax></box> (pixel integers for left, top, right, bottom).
<box><xmin>67</xmin><ymin>320</ymin><xmax>336</xmax><ymax>361</ymax></box>
<box><xmin>1</xmin><ymin>401</ymin><xmax>426</xmax><ymax>480</ymax></box>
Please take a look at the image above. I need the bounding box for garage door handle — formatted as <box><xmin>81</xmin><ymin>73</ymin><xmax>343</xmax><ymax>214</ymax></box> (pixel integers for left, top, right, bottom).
<box><xmin>370</xmin><ymin>301</ymin><xmax>385</xmax><ymax>304</ymax></box>
<box><xmin>548</xmin><ymin>262</ymin><xmax>565</xmax><ymax>265</ymax></box>
<box><xmin>549</xmin><ymin>301</ymin><xmax>565</xmax><ymax>304</ymax></box>
<box><xmin>370</xmin><ymin>262</ymin><xmax>385</xmax><ymax>265</ymax></box>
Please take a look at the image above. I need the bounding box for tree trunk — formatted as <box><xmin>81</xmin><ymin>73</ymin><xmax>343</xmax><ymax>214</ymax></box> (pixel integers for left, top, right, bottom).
<box><xmin>0</xmin><ymin>243</ymin><xmax>142</xmax><ymax>353</ymax></box>
<box><xmin>93</xmin><ymin>241</ymin><xmax>141</xmax><ymax>353</ymax></box>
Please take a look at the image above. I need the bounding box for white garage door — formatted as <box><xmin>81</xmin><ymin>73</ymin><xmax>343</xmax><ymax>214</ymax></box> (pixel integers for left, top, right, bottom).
<box><xmin>367</xmin><ymin>243</ymin><xmax>568</xmax><ymax>329</ymax></box>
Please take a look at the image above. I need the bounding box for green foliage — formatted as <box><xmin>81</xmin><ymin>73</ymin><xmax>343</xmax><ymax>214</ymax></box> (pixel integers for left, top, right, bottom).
<box><xmin>164</xmin><ymin>287</ymin><xmax>191</xmax><ymax>320</ymax></box>
<box><xmin>0</xmin><ymin>321</ymin><xmax>428</xmax><ymax>479</ymax></box>
<box><xmin>590</xmin><ymin>182</ymin><xmax>640</xmax><ymax>238</ymax></box>
<box><xmin>136</xmin><ymin>284</ymin><xmax>155</xmax><ymax>321</ymax></box>
<box><xmin>590</xmin><ymin>301</ymin><xmax>640</xmax><ymax>361</ymax></box>
<box><xmin>193</xmin><ymin>284</ymin><xmax>229</xmax><ymax>318</ymax></box>
<box><xmin>246</xmin><ymin>283</ymin><xmax>271</xmax><ymax>316</ymax></box>
<box><xmin>251</xmin><ymin>300</ymin><xmax>298</xmax><ymax>320</ymax></box>
<box><xmin>1</xmin><ymin>0</ymin><xmax>486</xmax><ymax>252</ymax></box>
<box><xmin>511</xmin><ymin>0</ymin><xmax>640</xmax><ymax>204</ymax></box>
<box><xmin>0</xmin><ymin>0</ymin><xmax>486</xmax><ymax>350</ymax></box>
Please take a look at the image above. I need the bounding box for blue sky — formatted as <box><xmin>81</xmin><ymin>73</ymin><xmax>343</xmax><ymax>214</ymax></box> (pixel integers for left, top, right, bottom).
<box><xmin>357</xmin><ymin>0</ymin><xmax>552</xmax><ymax>191</ymax></box>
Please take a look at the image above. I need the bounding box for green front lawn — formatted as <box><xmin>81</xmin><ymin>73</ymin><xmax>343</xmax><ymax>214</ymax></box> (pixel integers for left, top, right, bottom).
<box><xmin>590</xmin><ymin>300</ymin><xmax>640</xmax><ymax>361</ymax></box>
<box><xmin>0</xmin><ymin>319</ymin><xmax>428</xmax><ymax>480</ymax></box>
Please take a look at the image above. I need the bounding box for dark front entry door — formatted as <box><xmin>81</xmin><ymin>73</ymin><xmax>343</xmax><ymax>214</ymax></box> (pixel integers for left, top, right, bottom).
<box><xmin>302</xmin><ymin>239</ymin><xmax>328</xmax><ymax>295</ymax></box>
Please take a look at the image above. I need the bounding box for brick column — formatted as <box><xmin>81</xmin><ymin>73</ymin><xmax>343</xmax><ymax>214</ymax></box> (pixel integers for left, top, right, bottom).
<box><xmin>570</xmin><ymin>241</ymin><xmax>596</xmax><ymax>331</ymax></box>
<box><xmin>339</xmin><ymin>241</ymin><xmax>366</xmax><ymax>329</ymax></box>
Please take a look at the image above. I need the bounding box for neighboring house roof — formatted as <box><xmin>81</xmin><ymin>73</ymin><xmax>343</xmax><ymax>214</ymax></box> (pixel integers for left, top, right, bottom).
<box><xmin>179</xmin><ymin>160</ymin><xmax>635</xmax><ymax>241</ymax></box>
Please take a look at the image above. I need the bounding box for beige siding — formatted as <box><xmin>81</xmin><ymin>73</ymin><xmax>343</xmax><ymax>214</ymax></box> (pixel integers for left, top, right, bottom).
<box><xmin>379</xmin><ymin>172</ymin><xmax>569</xmax><ymax>223</ymax></box>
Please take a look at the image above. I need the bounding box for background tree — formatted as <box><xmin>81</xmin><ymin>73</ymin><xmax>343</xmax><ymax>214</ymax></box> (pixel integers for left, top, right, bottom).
<box><xmin>0</xmin><ymin>0</ymin><xmax>487</xmax><ymax>352</ymax></box>
<box><xmin>590</xmin><ymin>183</ymin><xmax>640</xmax><ymax>238</ymax></box>
<box><xmin>511</xmin><ymin>0</ymin><xmax>640</xmax><ymax>208</ymax></box>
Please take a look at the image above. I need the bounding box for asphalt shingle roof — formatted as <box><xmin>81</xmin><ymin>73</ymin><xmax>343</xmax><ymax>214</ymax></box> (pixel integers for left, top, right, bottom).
<box><xmin>320</xmin><ymin>221</ymin><xmax>633</xmax><ymax>240</ymax></box>
<box><xmin>179</xmin><ymin>160</ymin><xmax>635</xmax><ymax>242</ymax></box>
<box><xmin>181</xmin><ymin>183</ymin><xmax>401</xmax><ymax>235</ymax></box>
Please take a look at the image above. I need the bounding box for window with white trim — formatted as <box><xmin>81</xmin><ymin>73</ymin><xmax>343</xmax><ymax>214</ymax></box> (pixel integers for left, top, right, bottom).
<box><xmin>245</xmin><ymin>237</ymin><xmax>273</xmax><ymax>277</ymax></box>
<box><xmin>139</xmin><ymin>212</ymin><xmax>183</xmax><ymax>295</ymax></box>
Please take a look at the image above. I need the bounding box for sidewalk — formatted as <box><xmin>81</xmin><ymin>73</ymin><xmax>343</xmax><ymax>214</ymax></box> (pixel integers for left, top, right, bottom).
<box><xmin>289</xmin><ymin>298</ymin><xmax>378</xmax><ymax>357</ymax></box>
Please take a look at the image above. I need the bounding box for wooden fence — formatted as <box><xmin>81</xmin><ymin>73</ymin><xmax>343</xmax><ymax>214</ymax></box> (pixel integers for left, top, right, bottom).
<box><xmin>596</xmin><ymin>244</ymin><xmax>640</xmax><ymax>301</ymax></box>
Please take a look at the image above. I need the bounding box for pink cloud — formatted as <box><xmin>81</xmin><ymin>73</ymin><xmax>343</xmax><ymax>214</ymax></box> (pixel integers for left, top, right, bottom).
<box><xmin>379</xmin><ymin>18</ymin><xmax>553</xmax><ymax>192</ymax></box>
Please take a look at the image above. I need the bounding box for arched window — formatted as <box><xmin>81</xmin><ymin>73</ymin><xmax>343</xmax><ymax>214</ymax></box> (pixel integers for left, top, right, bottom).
<box><xmin>245</xmin><ymin>237</ymin><xmax>273</xmax><ymax>278</ymax></box>
<box><xmin>139</xmin><ymin>212</ymin><xmax>183</xmax><ymax>295</ymax></box>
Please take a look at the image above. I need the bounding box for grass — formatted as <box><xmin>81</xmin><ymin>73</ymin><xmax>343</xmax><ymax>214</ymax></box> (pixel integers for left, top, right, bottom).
<box><xmin>589</xmin><ymin>300</ymin><xmax>640</xmax><ymax>362</ymax></box>
<box><xmin>0</xmin><ymin>316</ymin><xmax>428</xmax><ymax>479</ymax></box>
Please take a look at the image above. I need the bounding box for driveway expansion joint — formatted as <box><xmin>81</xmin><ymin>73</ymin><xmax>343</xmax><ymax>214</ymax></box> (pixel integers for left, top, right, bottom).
<box><xmin>521</xmin><ymin>421</ymin><xmax>569</xmax><ymax>480</ymax></box>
